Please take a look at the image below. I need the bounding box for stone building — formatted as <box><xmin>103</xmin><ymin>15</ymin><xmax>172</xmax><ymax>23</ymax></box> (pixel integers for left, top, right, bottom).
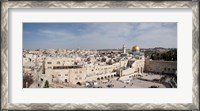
<box><xmin>39</xmin><ymin>45</ymin><xmax>145</xmax><ymax>86</ymax></box>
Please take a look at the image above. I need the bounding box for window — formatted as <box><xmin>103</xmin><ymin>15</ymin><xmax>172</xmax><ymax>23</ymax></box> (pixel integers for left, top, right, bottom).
<box><xmin>47</xmin><ymin>67</ymin><xmax>52</xmax><ymax>69</ymax></box>
<box><xmin>164</xmin><ymin>68</ymin><xmax>167</xmax><ymax>70</ymax></box>
<box><xmin>41</xmin><ymin>78</ymin><xmax>43</xmax><ymax>81</ymax></box>
<box><xmin>79</xmin><ymin>77</ymin><xmax>82</xmax><ymax>80</ymax></box>
<box><xmin>58</xmin><ymin>74</ymin><xmax>61</xmax><ymax>76</ymax></box>
<box><xmin>79</xmin><ymin>71</ymin><xmax>82</xmax><ymax>73</ymax></box>
<box><xmin>168</xmin><ymin>68</ymin><xmax>170</xmax><ymax>71</ymax></box>
<box><xmin>65</xmin><ymin>74</ymin><xmax>68</xmax><ymax>76</ymax></box>
<box><xmin>75</xmin><ymin>78</ymin><xmax>78</xmax><ymax>80</ymax></box>
<box><xmin>57</xmin><ymin>61</ymin><xmax>60</xmax><ymax>64</ymax></box>
<box><xmin>47</xmin><ymin>62</ymin><xmax>52</xmax><ymax>64</ymax></box>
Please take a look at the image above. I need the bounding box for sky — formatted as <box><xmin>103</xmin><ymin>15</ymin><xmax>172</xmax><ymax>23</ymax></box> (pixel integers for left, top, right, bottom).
<box><xmin>23</xmin><ymin>22</ymin><xmax>177</xmax><ymax>50</ymax></box>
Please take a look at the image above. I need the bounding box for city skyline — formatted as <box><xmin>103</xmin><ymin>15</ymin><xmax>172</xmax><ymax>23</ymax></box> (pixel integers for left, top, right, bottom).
<box><xmin>23</xmin><ymin>22</ymin><xmax>177</xmax><ymax>49</ymax></box>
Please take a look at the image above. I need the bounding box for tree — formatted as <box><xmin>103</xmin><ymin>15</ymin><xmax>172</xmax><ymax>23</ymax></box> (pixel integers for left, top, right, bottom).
<box><xmin>44</xmin><ymin>80</ymin><xmax>49</xmax><ymax>88</ymax></box>
<box><xmin>23</xmin><ymin>75</ymin><xmax>33</xmax><ymax>88</ymax></box>
<box><xmin>147</xmin><ymin>49</ymin><xmax>177</xmax><ymax>61</ymax></box>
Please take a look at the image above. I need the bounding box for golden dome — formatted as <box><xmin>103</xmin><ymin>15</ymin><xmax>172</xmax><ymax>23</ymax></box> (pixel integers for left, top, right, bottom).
<box><xmin>132</xmin><ymin>45</ymin><xmax>140</xmax><ymax>51</ymax></box>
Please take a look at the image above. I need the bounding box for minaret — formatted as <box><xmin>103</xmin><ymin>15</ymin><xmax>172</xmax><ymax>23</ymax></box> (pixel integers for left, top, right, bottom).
<box><xmin>122</xmin><ymin>44</ymin><xmax>126</xmax><ymax>54</ymax></box>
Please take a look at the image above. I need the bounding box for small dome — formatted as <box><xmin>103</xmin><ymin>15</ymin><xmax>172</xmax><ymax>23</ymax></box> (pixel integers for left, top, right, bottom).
<box><xmin>132</xmin><ymin>45</ymin><xmax>140</xmax><ymax>52</ymax></box>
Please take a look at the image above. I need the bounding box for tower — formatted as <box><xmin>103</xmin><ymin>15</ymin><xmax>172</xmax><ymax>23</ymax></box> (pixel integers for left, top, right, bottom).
<box><xmin>122</xmin><ymin>44</ymin><xmax>126</xmax><ymax>54</ymax></box>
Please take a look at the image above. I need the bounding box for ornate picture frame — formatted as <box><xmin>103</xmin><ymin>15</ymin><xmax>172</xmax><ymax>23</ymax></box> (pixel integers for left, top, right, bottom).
<box><xmin>1</xmin><ymin>1</ymin><xmax>199</xmax><ymax>110</ymax></box>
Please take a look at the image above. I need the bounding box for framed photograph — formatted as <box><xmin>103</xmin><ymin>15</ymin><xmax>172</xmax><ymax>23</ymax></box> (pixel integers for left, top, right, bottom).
<box><xmin>1</xmin><ymin>1</ymin><xmax>199</xmax><ymax>110</ymax></box>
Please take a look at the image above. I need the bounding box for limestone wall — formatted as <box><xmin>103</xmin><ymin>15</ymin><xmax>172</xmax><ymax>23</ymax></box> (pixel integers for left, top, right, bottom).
<box><xmin>144</xmin><ymin>59</ymin><xmax>177</xmax><ymax>74</ymax></box>
<box><xmin>116</xmin><ymin>59</ymin><xmax>145</xmax><ymax>77</ymax></box>
<box><xmin>131</xmin><ymin>59</ymin><xmax>145</xmax><ymax>74</ymax></box>
<box><xmin>45</xmin><ymin>57</ymin><xmax>86</xmax><ymax>69</ymax></box>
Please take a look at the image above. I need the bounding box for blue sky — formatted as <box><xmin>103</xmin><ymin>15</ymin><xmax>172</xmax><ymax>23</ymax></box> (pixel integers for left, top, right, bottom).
<box><xmin>23</xmin><ymin>23</ymin><xmax>177</xmax><ymax>49</ymax></box>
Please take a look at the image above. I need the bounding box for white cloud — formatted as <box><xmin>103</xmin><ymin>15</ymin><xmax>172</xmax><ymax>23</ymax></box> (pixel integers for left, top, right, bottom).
<box><xmin>24</xmin><ymin>23</ymin><xmax>177</xmax><ymax>49</ymax></box>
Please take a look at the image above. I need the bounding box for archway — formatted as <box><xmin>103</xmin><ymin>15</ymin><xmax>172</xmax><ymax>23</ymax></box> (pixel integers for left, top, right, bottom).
<box><xmin>101</xmin><ymin>77</ymin><xmax>104</xmax><ymax>80</ymax></box>
<box><xmin>76</xmin><ymin>82</ymin><xmax>81</xmax><ymax>86</ymax></box>
<box><xmin>97</xmin><ymin>78</ymin><xmax>100</xmax><ymax>81</ymax></box>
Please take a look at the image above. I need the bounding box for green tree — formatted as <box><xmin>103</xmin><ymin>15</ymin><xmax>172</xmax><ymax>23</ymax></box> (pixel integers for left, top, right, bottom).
<box><xmin>44</xmin><ymin>80</ymin><xmax>49</xmax><ymax>88</ymax></box>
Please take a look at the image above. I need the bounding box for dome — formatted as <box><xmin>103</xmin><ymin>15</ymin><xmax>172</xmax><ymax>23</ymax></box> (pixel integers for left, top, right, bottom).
<box><xmin>132</xmin><ymin>45</ymin><xmax>140</xmax><ymax>52</ymax></box>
